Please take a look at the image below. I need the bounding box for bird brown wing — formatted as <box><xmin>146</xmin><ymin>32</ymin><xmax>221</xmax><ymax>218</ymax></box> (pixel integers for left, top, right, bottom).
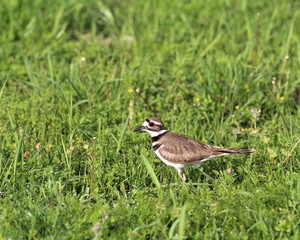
<box><xmin>159</xmin><ymin>132</ymin><xmax>213</xmax><ymax>163</ymax></box>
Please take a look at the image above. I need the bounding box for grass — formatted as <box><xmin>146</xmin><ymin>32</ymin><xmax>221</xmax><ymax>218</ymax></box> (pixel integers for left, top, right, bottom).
<box><xmin>0</xmin><ymin>0</ymin><xmax>300</xmax><ymax>239</ymax></box>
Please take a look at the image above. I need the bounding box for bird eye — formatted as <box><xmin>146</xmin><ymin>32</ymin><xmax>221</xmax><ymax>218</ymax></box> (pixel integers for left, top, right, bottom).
<box><xmin>149</xmin><ymin>122</ymin><xmax>154</xmax><ymax>127</ymax></box>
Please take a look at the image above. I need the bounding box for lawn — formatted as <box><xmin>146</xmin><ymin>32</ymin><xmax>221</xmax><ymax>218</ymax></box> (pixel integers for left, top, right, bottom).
<box><xmin>0</xmin><ymin>0</ymin><xmax>300</xmax><ymax>239</ymax></box>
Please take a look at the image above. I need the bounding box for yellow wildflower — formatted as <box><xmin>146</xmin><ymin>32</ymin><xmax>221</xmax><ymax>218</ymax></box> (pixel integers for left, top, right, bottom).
<box><xmin>127</xmin><ymin>88</ymin><xmax>134</xmax><ymax>94</ymax></box>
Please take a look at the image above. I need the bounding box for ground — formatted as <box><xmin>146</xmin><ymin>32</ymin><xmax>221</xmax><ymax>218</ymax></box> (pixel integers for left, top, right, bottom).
<box><xmin>0</xmin><ymin>0</ymin><xmax>300</xmax><ymax>239</ymax></box>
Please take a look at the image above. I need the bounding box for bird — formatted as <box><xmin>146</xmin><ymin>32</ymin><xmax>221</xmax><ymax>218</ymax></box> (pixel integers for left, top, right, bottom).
<box><xmin>135</xmin><ymin>117</ymin><xmax>255</xmax><ymax>182</ymax></box>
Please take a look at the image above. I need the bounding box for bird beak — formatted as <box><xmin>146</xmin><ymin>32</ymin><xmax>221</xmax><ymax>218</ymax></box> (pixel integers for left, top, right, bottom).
<box><xmin>134</xmin><ymin>126</ymin><xmax>145</xmax><ymax>132</ymax></box>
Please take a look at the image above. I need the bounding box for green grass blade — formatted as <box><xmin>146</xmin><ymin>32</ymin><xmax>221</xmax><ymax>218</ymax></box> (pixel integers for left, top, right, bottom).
<box><xmin>201</xmin><ymin>33</ymin><xmax>222</xmax><ymax>57</ymax></box>
<box><xmin>116</xmin><ymin>115</ymin><xmax>129</xmax><ymax>153</ymax></box>
<box><xmin>284</xmin><ymin>17</ymin><xmax>294</xmax><ymax>55</ymax></box>
<box><xmin>61</xmin><ymin>137</ymin><xmax>70</xmax><ymax>176</ymax></box>
<box><xmin>24</xmin><ymin>57</ymin><xmax>38</xmax><ymax>88</ymax></box>
<box><xmin>6</xmin><ymin>109</ymin><xmax>18</xmax><ymax>142</ymax></box>
<box><xmin>47</xmin><ymin>50</ymin><xmax>54</xmax><ymax>80</ymax></box>
<box><xmin>140</xmin><ymin>154</ymin><xmax>161</xmax><ymax>190</ymax></box>
<box><xmin>168</xmin><ymin>218</ymin><xmax>180</xmax><ymax>239</ymax></box>
<box><xmin>13</xmin><ymin>124</ymin><xmax>28</xmax><ymax>186</ymax></box>
<box><xmin>264</xmin><ymin>81</ymin><xmax>291</xmax><ymax>142</ymax></box>
<box><xmin>178</xmin><ymin>203</ymin><xmax>188</xmax><ymax>240</ymax></box>
<box><xmin>168</xmin><ymin>204</ymin><xmax>188</xmax><ymax>239</ymax></box>
<box><xmin>0</xmin><ymin>76</ymin><xmax>8</xmax><ymax>100</ymax></box>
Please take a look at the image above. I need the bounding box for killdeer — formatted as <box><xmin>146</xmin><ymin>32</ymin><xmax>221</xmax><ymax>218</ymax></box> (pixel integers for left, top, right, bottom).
<box><xmin>135</xmin><ymin>117</ymin><xmax>255</xmax><ymax>182</ymax></box>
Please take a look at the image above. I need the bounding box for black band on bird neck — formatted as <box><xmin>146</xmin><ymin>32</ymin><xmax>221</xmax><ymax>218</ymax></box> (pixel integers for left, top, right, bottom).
<box><xmin>151</xmin><ymin>130</ymin><xmax>168</xmax><ymax>142</ymax></box>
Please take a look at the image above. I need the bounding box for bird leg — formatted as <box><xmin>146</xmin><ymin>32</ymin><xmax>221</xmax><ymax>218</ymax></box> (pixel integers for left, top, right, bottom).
<box><xmin>176</xmin><ymin>168</ymin><xmax>188</xmax><ymax>183</ymax></box>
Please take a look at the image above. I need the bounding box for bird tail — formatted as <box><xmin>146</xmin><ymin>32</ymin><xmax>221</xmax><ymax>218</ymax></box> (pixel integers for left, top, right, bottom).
<box><xmin>212</xmin><ymin>147</ymin><xmax>255</xmax><ymax>156</ymax></box>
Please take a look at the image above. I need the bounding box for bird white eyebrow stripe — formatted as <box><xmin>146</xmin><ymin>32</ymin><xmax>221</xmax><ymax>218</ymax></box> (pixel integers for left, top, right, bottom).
<box><xmin>151</xmin><ymin>121</ymin><xmax>161</xmax><ymax>125</ymax></box>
